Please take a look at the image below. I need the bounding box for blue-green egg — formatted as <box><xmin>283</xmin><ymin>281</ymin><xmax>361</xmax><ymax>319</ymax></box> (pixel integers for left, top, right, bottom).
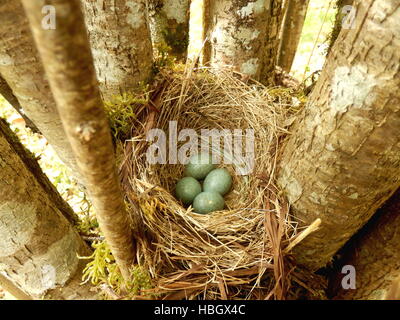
<box><xmin>193</xmin><ymin>191</ymin><xmax>225</xmax><ymax>214</ymax></box>
<box><xmin>203</xmin><ymin>168</ymin><xmax>232</xmax><ymax>195</ymax></box>
<box><xmin>175</xmin><ymin>177</ymin><xmax>202</xmax><ymax>205</ymax></box>
<box><xmin>184</xmin><ymin>153</ymin><xmax>215</xmax><ymax>180</ymax></box>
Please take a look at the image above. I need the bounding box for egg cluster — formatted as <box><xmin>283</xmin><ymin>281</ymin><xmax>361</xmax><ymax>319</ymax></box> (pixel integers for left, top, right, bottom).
<box><xmin>175</xmin><ymin>153</ymin><xmax>233</xmax><ymax>214</ymax></box>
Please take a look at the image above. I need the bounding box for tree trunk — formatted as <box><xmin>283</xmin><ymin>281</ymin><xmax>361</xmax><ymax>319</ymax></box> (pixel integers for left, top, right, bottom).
<box><xmin>201</xmin><ymin>0</ymin><xmax>211</xmax><ymax>64</ymax></box>
<box><xmin>0</xmin><ymin>76</ymin><xmax>40</xmax><ymax>134</ymax></box>
<box><xmin>327</xmin><ymin>0</ymin><xmax>354</xmax><ymax>54</ymax></box>
<box><xmin>261</xmin><ymin>0</ymin><xmax>284</xmax><ymax>84</ymax></box>
<box><xmin>277</xmin><ymin>0</ymin><xmax>400</xmax><ymax>271</ymax></box>
<box><xmin>0</xmin><ymin>0</ymin><xmax>79</xmax><ymax>177</ymax></box>
<box><xmin>21</xmin><ymin>0</ymin><xmax>136</xmax><ymax>282</ymax></box>
<box><xmin>277</xmin><ymin>0</ymin><xmax>310</xmax><ymax>73</ymax></box>
<box><xmin>81</xmin><ymin>0</ymin><xmax>154</xmax><ymax>101</ymax></box>
<box><xmin>148</xmin><ymin>0</ymin><xmax>191</xmax><ymax>61</ymax></box>
<box><xmin>0</xmin><ymin>118</ymin><xmax>96</xmax><ymax>300</ymax></box>
<box><xmin>203</xmin><ymin>0</ymin><xmax>283</xmax><ymax>84</ymax></box>
<box><xmin>328</xmin><ymin>189</ymin><xmax>400</xmax><ymax>300</ymax></box>
<box><xmin>0</xmin><ymin>273</ymin><xmax>32</xmax><ymax>300</ymax></box>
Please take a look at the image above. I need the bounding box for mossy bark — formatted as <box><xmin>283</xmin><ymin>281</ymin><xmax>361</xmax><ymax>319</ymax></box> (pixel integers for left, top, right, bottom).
<box><xmin>277</xmin><ymin>0</ymin><xmax>310</xmax><ymax>72</ymax></box>
<box><xmin>81</xmin><ymin>0</ymin><xmax>154</xmax><ymax>101</ymax></box>
<box><xmin>0</xmin><ymin>118</ymin><xmax>95</xmax><ymax>300</ymax></box>
<box><xmin>203</xmin><ymin>0</ymin><xmax>283</xmax><ymax>84</ymax></box>
<box><xmin>329</xmin><ymin>189</ymin><xmax>400</xmax><ymax>300</ymax></box>
<box><xmin>0</xmin><ymin>0</ymin><xmax>80</xmax><ymax>179</ymax></box>
<box><xmin>277</xmin><ymin>0</ymin><xmax>400</xmax><ymax>271</ymax></box>
<box><xmin>148</xmin><ymin>0</ymin><xmax>191</xmax><ymax>61</ymax></box>
<box><xmin>327</xmin><ymin>0</ymin><xmax>354</xmax><ymax>54</ymax></box>
<box><xmin>21</xmin><ymin>0</ymin><xmax>136</xmax><ymax>281</ymax></box>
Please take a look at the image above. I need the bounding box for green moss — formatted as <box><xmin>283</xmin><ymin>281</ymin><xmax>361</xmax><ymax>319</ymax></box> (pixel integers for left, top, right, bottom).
<box><xmin>81</xmin><ymin>241</ymin><xmax>115</xmax><ymax>286</ymax></box>
<box><xmin>161</xmin><ymin>24</ymin><xmax>189</xmax><ymax>58</ymax></box>
<box><xmin>151</xmin><ymin>24</ymin><xmax>188</xmax><ymax>77</ymax></box>
<box><xmin>75</xmin><ymin>194</ymin><xmax>99</xmax><ymax>235</ymax></box>
<box><xmin>129</xmin><ymin>265</ymin><xmax>153</xmax><ymax>296</ymax></box>
<box><xmin>152</xmin><ymin>42</ymin><xmax>176</xmax><ymax>77</ymax></box>
<box><xmin>267</xmin><ymin>87</ymin><xmax>308</xmax><ymax>114</ymax></box>
<box><xmin>104</xmin><ymin>91</ymin><xmax>149</xmax><ymax>142</ymax></box>
<box><xmin>80</xmin><ymin>240</ymin><xmax>153</xmax><ymax>299</ymax></box>
<box><xmin>327</xmin><ymin>0</ymin><xmax>351</xmax><ymax>54</ymax></box>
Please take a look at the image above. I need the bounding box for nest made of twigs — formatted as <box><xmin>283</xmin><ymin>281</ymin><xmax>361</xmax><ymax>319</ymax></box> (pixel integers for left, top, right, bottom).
<box><xmin>119</xmin><ymin>66</ymin><xmax>308</xmax><ymax>300</ymax></box>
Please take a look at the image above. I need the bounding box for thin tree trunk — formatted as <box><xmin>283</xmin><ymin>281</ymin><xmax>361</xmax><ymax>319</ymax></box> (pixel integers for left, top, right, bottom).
<box><xmin>0</xmin><ymin>118</ymin><xmax>96</xmax><ymax>300</ymax></box>
<box><xmin>0</xmin><ymin>0</ymin><xmax>79</xmax><ymax>178</ymax></box>
<box><xmin>203</xmin><ymin>0</ymin><xmax>283</xmax><ymax>84</ymax></box>
<box><xmin>21</xmin><ymin>0</ymin><xmax>136</xmax><ymax>281</ymax></box>
<box><xmin>277</xmin><ymin>0</ymin><xmax>310</xmax><ymax>73</ymax></box>
<box><xmin>81</xmin><ymin>0</ymin><xmax>154</xmax><ymax>101</ymax></box>
<box><xmin>148</xmin><ymin>0</ymin><xmax>191</xmax><ymax>61</ymax></box>
<box><xmin>0</xmin><ymin>76</ymin><xmax>40</xmax><ymax>134</ymax></box>
<box><xmin>201</xmin><ymin>0</ymin><xmax>211</xmax><ymax>64</ymax></box>
<box><xmin>329</xmin><ymin>189</ymin><xmax>400</xmax><ymax>300</ymax></box>
<box><xmin>260</xmin><ymin>0</ymin><xmax>285</xmax><ymax>84</ymax></box>
<box><xmin>277</xmin><ymin>0</ymin><xmax>400</xmax><ymax>271</ymax></box>
<box><xmin>327</xmin><ymin>0</ymin><xmax>354</xmax><ymax>54</ymax></box>
<box><xmin>0</xmin><ymin>273</ymin><xmax>32</xmax><ymax>300</ymax></box>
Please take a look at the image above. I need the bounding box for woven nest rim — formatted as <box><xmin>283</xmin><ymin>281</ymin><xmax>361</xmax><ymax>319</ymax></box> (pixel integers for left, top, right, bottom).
<box><xmin>119</xmin><ymin>66</ymin><xmax>313</xmax><ymax>300</ymax></box>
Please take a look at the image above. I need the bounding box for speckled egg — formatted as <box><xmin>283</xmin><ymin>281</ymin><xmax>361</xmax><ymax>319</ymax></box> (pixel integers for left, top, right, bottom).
<box><xmin>175</xmin><ymin>177</ymin><xmax>202</xmax><ymax>205</ymax></box>
<box><xmin>184</xmin><ymin>153</ymin><xmax>215</xmax><ymax>180</ymax></box>
<box><xmin>203</xmin><ymin>168</ymin><xmax>232</xmax><ymax>196</ymax></box>
<box><xmin>193</xmin><ymin>191</ymin><xmax>225</xmax><ymax>214</ymax></box>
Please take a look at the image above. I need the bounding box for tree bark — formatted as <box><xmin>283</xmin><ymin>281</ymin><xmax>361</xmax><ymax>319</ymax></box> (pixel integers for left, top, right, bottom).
<box><xmin>384</xmin><ymin>274</ymin><xmax>400</xmax><ymax>300</ymax></box>
<box><xmin>329</xmin><ymin>189</ymin><xmax>400</xmax><ymax>300</ymax></box>
<box><xmin>148</xmin><ymin>0</ymin><xmax>191</xmax><ymax>61</ymax></box>
<box><xmin>327</xmin><ymin>0</ymin><xmax>354</xmax><ymax>54</ymax></box>
<box><xmin>0</xmin><ymin>273</ymin><xmax>32</xmax><ymax>300</ymax></box>
<box><xmin>260</xmin><ymin>0</ymin><xmax>283</xmax><ymax>84</ymax></box>
<box><xmin>0</xmin><ymin>76</ymin><xmax>40</xmax><ymax>133</ymax></box>
<box><xmin>21</xmin><ymin>0</ymin><xmax>136</xmax><ymax>281</ymax></box>
<box><xmin>201</xmin><ymin>0</ymin><xmax>211</xmax><ymax>64</ymax></box>
<box><xmin>277</xmin><ymin>0</ymin><xmax>310</xmax><ymax>73</ymax></box>
<box><xmin>0</xmin><ymin>0</ymin><xmax>79</xmax><ymax>177</ymax></box>
<box><xmin>81</xmin><ymin>0</ymin><xmax>154</xmax><ymax>101</ymax></box>
<box><xmin>277</xmin><ymin>0</ymin><xmax>400</xmax><ymax>271</ymax></box>
<box><xmin>203</xmin><ymin>0</ymin><xmax>283</xmax><ymax>84</ymax></box>
<box><xmin>0</xmin><ymin>118</ymin><xmax>96</xmax><ymax>300</ymax></box>
<box><xmin>3</xmin><ymin>120</ymin><xmax>79</xmax><ymax>226</ymax></box>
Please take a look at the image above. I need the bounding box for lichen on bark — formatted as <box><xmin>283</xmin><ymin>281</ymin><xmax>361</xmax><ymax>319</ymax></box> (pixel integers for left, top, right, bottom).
<box><xmin>81</xmin><ymin>0</ymin><xmax>154</xmax><ymax>101</ymax></box>
<box><xmin>0</xmin><ymin>118</ymin><xmax>95</xmax><ymax>299</ymax></box>
<box><xmin>203</xmin><ymin>0</ymin><xmax>283</xmax><ymax>84</ymax></box>
<box><xmin>148</xmin><ymin>0</ymin><xmax>191</xmax><ymax>60</ymax></box>
<box><xmin>278</xmin><ymin>0</ymin><xmax>400</xmax><ymax>271</ymax></box>
<box><xmin>0</xmin><ymin>0</ymin><xmax>80</xmax><ymax>179</ymax></box>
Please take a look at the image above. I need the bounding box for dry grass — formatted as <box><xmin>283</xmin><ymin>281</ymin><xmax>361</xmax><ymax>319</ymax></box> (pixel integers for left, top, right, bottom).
<box><xmin>119</xmin><ymin>65</ymin><xmax>313</xmax><ymax>300</ymax></box>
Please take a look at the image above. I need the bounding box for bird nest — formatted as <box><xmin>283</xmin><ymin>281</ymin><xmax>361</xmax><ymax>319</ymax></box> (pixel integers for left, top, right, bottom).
<box><xmin>119</xmin><ymin>66</ymin><xmax>312</xmax><ymax>300</ymax></box>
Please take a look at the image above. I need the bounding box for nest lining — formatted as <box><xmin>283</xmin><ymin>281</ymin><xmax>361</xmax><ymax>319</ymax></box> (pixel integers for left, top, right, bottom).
<box><xmin>119</xmin><ymin>66</ymin><xmax>304</xmax><ymax>299</ymax></box>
